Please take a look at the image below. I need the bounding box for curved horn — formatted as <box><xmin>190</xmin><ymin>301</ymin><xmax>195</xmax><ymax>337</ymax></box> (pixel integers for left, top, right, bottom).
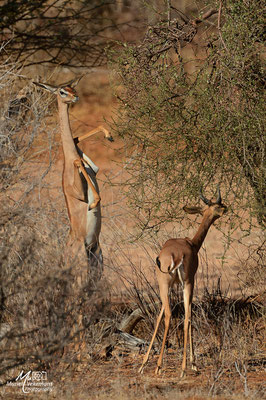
<box><xmin>216</xmin><ymin>185</ymin><xmax>222</xmax><ymax>204</ymax></box>
<box><xmin>199</xmin><ymin>188</ymin><xmax>211</xmax><ymax>205</ymax></box>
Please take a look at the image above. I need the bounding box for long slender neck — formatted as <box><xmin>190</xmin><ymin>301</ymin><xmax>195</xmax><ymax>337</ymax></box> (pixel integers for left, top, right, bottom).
<box><xmin>57</xmin><ymin>98</ymin><xmax>79</xmax><ymax>159</ymax></box>
<box><xmin>192</xmin><ymin>213</ymin><xmax>215</xmax><ymax>253</ymax></box>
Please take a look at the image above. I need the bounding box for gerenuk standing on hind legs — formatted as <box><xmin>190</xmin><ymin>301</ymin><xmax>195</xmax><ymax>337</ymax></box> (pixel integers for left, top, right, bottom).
<box><xmin>33</xmin><ymin>77</ymin><xmax>113</xmax><ymax>283</ymax></box>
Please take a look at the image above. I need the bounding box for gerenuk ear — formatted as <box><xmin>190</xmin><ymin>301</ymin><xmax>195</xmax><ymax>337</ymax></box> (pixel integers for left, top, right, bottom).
<box><xmin>33</xmin><ymin>81</ymin><xmax>58</xmax><ymax>94</ymax></box>
<box><xmin>61</xmin><ymin>75</ymin><xmax>84</xmax><ymax>89</ymax></box>
<box><xmin>183</xmin><ymin>206</ymin><xmax>203</xmax><ymax>215</ymax></box>
<box><xmin>69</xmin><ymin>75</ymin><xmax>83</xmax><ymax>88</ymax></box>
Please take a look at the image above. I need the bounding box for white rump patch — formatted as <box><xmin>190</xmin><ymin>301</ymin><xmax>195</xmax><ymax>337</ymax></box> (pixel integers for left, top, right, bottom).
<box><xmin>169</xmin><ymin>255</ymin><xmax>185</xmax><ymax>288</ymax></box>
<box><xmin>177</xmin><ymin>259</ymin><xmax>185</xmax><ymax>289</ymax></box>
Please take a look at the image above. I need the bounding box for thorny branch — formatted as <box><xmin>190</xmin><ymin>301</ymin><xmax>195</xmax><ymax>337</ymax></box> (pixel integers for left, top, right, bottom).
<box><xmin>0</xmin><ymin>0</ymin><xmax>129</xmax><ymax>68</ymax></box>
<box><xmin>217</xmin><ymin>1</ymin><xmax>229</xmax><ymax>52</ymax></box>
<box><xmin>131</xmin><ymin>7</ymin><xmax>218</xmax><ymax>70</ymax></box>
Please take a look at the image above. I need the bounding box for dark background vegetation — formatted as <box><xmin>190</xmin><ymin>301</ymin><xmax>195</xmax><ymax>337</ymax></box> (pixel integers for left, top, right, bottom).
<box><xmin>0</xmin><ymin>1</ymin><xmax>264</xmax><ymax>399</ymax></box>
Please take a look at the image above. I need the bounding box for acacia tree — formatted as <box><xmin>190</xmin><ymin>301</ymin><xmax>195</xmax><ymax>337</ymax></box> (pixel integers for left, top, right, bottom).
<box><xmin>110</xmin><ymin>0</ymin><xmax>265</xmax><ymax>237</ymax></box>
